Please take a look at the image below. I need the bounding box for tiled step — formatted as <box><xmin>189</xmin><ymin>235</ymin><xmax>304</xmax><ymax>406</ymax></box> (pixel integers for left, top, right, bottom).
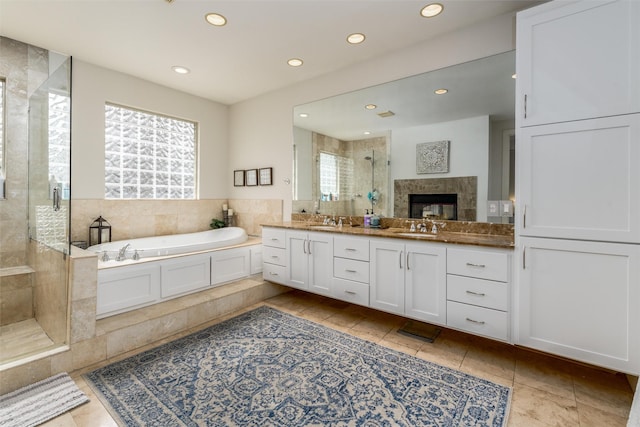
<box><xmin>95</xmin><ymin>275</ymin><xmax>288</xmax><ymax>360</ymax></box>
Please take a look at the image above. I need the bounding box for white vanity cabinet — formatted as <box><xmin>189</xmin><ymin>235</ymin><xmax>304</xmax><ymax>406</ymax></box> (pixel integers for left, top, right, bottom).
<box><xmin>518</xmin><ymin>115</ymin><xmax>640</xmax><ymax>243</ymax></box>
<box><xmin>286</xmin><ymin>230</ymin><xmax>333</xmax><ymax>294</ymax></box>
<box><xmin>370</xmin><ymin>238</ymin><xmax>447</xmax><ymax>325</ymax></box>
<box><xmin>332</xmin><ymin>235</ymin><xmax>370</xmax><ymax>305</ymax></box>
<box><xmin>518</xmin><ymin>237</ymin><xmax>640</xmax><ymax>373</ymax></box>
<box><xmin>262</xmin><ymin>227</ymin><xmax>287</xmax><ymax>285</ymax></box>
<box><xmin>446</xmin><ymin>247</ymin><xmax>511</xmax><ymax>342</ymax></box>
<box><xmin>516</xmin><ymin>0</ymin><xmax>640</xmax><ymax>127</ymax></box>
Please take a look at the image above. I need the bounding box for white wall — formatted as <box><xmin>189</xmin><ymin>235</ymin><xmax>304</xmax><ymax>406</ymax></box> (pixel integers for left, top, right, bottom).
<box><xmin>71</xmin><ymin>60</ymin><xmax>229</xmax><ymax>199</ymax></box>
<box><xmin>292</xmin><ymin>126</ymin><xmax>312</xmax><ymax>200</ymax></box>
<box><xmin>391</xmin><ymin>116</ymin><xmax>490</xmax><ymax>221</ymax></box>
<box><xmin>228</xmin><ymin>11</ymin><xmax>517</xmax><ymax>219</ymax></box>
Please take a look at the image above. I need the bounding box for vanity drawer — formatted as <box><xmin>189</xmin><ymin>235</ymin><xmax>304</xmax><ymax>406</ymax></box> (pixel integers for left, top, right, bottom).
<box><xmin>333</xmin><ymin>278</ymin><xmax>369</xmax><ymax>306</ymax></box>
<box><xmin>447</xmin><ymin>248</ymin><xmax>509</xmax><ymax>282</ymax></box>
<box><xmin>334</xmin><ymin>257</ymin><xmax>370</xmax><ymax>284</ymax></box>
<box><xmin>447</xmin><ymin>301</ymin><xmax>508</xmax><ymax>341</ymax></box>
<box><xmin>334</xmin><ymin>236</ymin><xmax>370</xmax><ymax>261</ymax></box>
<box><xmin>262</xmin><ymin>262</ymin><xmax>287</xmax><ymax>285</ymax></box>
<box><xmin>447</xmin><ymin>275</ymin><xmax>508</xmax><ymax>311</ymax></box>
<box><xmin>263</xmin><ymin>246</ymin><xmax>286</xmax><ymax>267</ymax></box>
<box><xmin>262</xmin><ymin>228</ymin><xmax>286</xmax><ymax>249</ymax></box>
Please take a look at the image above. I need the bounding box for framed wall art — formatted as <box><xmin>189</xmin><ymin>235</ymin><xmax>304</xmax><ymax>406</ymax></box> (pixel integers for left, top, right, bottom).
<box><xmin>233</xmin><ymin>170</ymin><xmax>245</xmax><ymax>187</ymax></box>
<box><xmin>245</xmin><ymin>169</ymin><xmax>258</xmax><ymax>186</ymax></box>
<box><xmin>259</xmin><ymin>167</ymin><xmax>273</xmax><ymax>185</ymax></box>
<box><xmin>416</xmin><ymin>140</ymin><xmax>450</xmax><ymax>174</ymax></box>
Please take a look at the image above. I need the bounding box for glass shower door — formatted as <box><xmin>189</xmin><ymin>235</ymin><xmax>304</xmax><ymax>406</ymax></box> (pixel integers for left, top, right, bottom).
<box><xmin>28</xmin><ymin>57</ymin><xmax>71</xmax><ymax>253</ymax></box>
<box><xmin>26</xmin><ymin>56</ymin><xmax>71</xmax><ymax>352</ymax></box>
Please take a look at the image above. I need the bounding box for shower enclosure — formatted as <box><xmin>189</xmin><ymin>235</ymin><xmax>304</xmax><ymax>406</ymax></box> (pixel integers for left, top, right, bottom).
<box><xmin>0</xmin><ymin>37</ymin><xmax>71</xmax><ymax>366</ymax></box>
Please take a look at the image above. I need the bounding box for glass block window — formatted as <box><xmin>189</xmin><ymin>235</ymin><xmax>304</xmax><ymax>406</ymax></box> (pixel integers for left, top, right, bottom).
<box><xmin>104</xmin><ymin>103</ymin><xmax>197</xmax><ymax>199</ymax></box>
<box><xmin>319</xmin><ymin>151</ymin><xmax>353</xmax><ymax>201</ymax></box>
<box><xmin>48</xmin><ymin>92</ymin><xmax>71</xmax><ymax>198</ymax></box>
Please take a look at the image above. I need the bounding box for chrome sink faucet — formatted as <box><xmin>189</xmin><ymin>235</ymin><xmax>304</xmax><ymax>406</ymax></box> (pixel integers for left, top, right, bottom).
<box><xmin>116</xmin><ymin>243</ymin><xmax>131</xmax><ymax>261</ymax></box>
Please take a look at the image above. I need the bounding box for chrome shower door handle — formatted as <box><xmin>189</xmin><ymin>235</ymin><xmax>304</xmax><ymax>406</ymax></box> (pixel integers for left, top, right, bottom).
<box><xmin>52</xmin><ymin>187</ymin><xmax>61</xmax><ymax>211</ymax></box>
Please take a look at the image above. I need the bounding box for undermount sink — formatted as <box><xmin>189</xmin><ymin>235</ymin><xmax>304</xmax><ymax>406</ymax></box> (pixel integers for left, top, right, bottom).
<box><xmin>307</xmin><ymin>225</ymin><xmax>339</xmax><ymax>231</ymax></box>
<box><xmin>393</xmin><ymin>232</ymin><xmax>438</xmax><ymax>238</ymax></box>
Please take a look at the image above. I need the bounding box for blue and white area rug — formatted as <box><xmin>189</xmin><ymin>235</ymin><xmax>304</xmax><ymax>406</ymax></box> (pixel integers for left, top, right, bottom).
<box><xmin>0</xmin><ymin>372</ymin><xmax>88</xmax><ymax>427</ymax></box>
<box><xmin>85</xmin><ymin>306</ymin><xmax>511</xmax><ymax>426</ymax></box>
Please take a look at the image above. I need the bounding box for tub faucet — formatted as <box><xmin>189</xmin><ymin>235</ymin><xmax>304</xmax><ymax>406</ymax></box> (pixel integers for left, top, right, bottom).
<box><xmin>116</xmin><ymin>243</ymin><xmax>131</xmax><ymax>261</ymax></box>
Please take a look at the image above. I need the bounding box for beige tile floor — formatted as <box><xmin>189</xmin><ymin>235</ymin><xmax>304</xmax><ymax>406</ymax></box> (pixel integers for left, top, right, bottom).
<box><xmin>46</xmin><ymin>289</ymin><xmax>634</xmax><ymax>427</ymax></box>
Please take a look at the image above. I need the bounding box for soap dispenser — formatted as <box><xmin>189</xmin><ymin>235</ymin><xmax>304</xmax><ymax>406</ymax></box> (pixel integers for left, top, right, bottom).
<box><xmin>371</xmin><ymin>212</ymin><xmax>380</xmax><ymax>227</ymax></box>
<box><xmin>364</xmin><ymin>209</ymin><xmax>371</xmax><ymax>228</ymax></box>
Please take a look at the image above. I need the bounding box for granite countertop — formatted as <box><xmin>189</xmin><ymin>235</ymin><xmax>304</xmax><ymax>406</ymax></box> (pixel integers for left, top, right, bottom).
<box><xmin>263</xmin><ymin>221</ymin><xmax>514</xmax><ymax>249</ymax></box>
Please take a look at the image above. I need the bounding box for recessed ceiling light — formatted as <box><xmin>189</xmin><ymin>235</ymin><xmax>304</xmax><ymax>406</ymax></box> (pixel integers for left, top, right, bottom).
<box><xmin>287</xmin><ymin>58</ymin><xmax>303</xmax><ymax>67</ymax></box>
<box><xmin>205</xmin><ymin>13</ymin><xmax>227</xmax><ymax>26</ymax></box>
<box><xmin>512</xmin><ymin>73</ymin><xmax>517</xmax><ymax>79</ymax></box>
<box><xmin>365</xmin><ymin>104</ymin><xmax>377</xmax><ymax>110</ymax></box>
<box><xmin>347</xmin><ymin>33</ymin><xmax>366</xmax><ymax>44</ymax></box>
<box><xmin>299</xmin><ymin>113</ymin><xmax>309</xmax><ymax>118</ymax></box>
<box><xmin>172</xmin><ymin>66</ymin><xmax>190</xmax><ymax>74</ymax></box>
<box><xmin>364</xmin><ymin>131</ymin><xmax>371</xmax><ymax>135</ymax></box>
<box><xmin>434</xmin><ymin>88</ymin><xmax>448</xmax><ymax>95</ymax></box>
<box><xmin>421</xmin><ymin>3</ymin><xmax>444</xmax><ymax>18</ymax></box>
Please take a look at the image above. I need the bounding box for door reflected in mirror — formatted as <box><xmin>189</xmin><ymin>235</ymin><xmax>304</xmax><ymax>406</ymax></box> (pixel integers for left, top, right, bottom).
<box><xmin>293</xmin><ymin>50</ymin><xmax>516</xmax><ymax>223</ymax></box>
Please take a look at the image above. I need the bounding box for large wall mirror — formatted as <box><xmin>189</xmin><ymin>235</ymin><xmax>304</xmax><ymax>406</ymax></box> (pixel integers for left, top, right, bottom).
<box><xmin>292</xmin><ymin>50</ymin><xmax>515</xmax><ymax>223</ymax></box>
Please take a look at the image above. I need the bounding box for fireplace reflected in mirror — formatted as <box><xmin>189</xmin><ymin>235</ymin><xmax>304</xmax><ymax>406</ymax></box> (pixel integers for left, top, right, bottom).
<box><xmin>409</xmin><ymin>193</ymin><xmax>457</xmax><ymax>220</ymax></box>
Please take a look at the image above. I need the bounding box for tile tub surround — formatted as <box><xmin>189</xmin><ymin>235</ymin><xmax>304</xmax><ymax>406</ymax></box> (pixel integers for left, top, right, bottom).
<box><xmin>394</xmin><ymin>176</ymin><xmax>478</xmax><ymax>221</ymax></box>
<box><xmin>0</xmin><ymin>245</ymin><xmax>288</xmax><ymax>395</ymax></box>
<box><xmin>71</xmin><ymin>198</ymin><xmax>283</xmax><ymax>243</ymax></box>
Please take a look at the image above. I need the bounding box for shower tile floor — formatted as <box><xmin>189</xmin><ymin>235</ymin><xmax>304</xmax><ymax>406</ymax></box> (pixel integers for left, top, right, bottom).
<box><xmin>0</xmin><ymin>318</ymin><xmax>53</xmax><ymax>362</ymax></box>
<box><xmin>42</xmin><ymin>288</ymin><xmax>636</xmax><ymax>426</ymax></box>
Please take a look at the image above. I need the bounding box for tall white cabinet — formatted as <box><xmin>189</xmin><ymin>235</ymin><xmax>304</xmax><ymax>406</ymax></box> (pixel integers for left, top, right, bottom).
<box><xmin>515</xmin><ymin>0</ymin><xmax>640</xmax><ymax>374</ymax></box>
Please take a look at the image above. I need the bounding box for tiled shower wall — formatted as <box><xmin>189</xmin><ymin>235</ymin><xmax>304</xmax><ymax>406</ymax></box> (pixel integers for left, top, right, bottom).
<box><xmin>71</xmin><ymin>199</ymin><xmax>283</xmax><ymax>244</ymax></box>
<box><xmin>0</xmin><ymin>37</ymin><xmax>50</xmax><ymax>325</ymax></box>
<box><xmin>293</xmin><ymin>133</ymin><xmax>388</xmax><ymax>217</ymax></box>
<box><xmin>0</xmin><ymin>37</ymin><xmax>49</xmax><ymax>268</ymax></box>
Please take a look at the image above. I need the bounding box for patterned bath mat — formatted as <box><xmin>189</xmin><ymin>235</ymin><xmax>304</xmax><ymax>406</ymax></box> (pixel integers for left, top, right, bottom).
<box><xmin>0</xmin><ymin>372</ymin><xmax>89</xmax><ymax>427</ymax></box>
<box><xmin>85</xmin><ymin>306</ymin><xmax>511</xmax><ymax>426</ymax></box>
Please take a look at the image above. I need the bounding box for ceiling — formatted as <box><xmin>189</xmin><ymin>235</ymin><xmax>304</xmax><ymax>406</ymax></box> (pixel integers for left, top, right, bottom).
<box><xmin>0</xmin><ymin>1</ymin><xmax>538</xmax><ymax>106</ymax></box>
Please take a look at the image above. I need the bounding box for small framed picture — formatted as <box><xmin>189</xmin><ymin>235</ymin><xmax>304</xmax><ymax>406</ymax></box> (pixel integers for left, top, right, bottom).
<box><xmin>233</xmin><ymin>170</ymin><xmax>245</xmax><ymax>187</ymax></box>
<box><xmin>245</xmin><ymin>169</ymin><xmax>258</xmax><ymax>186</ymax></box>
<box><xmin>259</xmin><ymin>167</ymin><xmax>273</xmax><ymax>186</ymax></box>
